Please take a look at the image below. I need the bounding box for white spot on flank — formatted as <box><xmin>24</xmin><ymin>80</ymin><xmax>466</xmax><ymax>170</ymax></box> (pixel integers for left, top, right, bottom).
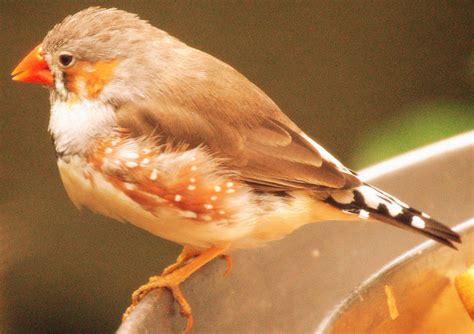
<box><xmin>187</xmin><ymin>185</ymin><xmax>196</xmax><ymax>191</ymax></box>
<box><xmin>332</xmin><ymin>190</ymin><xmax>354</xmax><ymax>204</ymax></box>
<box><xmin>218</xmin><ymin>210</ymin><xmax>226</xmax><ymax>215</ymax></box>
<box><xmin>174</xmin><ymin>194</ymin><xmax>182</xmax><ymax>202</ymax></box>
<box><xmin>411</xmin><ymin>216</ymin><xmax>426</xmax><ymax>229</ymax></box>
<box><xmin>359</xmin><ymin>210</ymin><xmax>370</xmax><ymax>220</ymax></box>
<box><xmin>111</xmin><ymin>140</ymin><xmax>119</xmax><ymax>146</ymax></box>
<box><xmin>150</xmin><ymin>168</ymin><xmax>158</xmax><ymax>181</ymax></box>
<box><xmin>191</xmin><ymin>156</ymin><xmax>196</xmax><ymax>161</ymax></box>
<box><xmin>210</xmin><ymin>195</ymin><xmax>218</xmax><ymax>201</ymax></box>
<box><xmin>226</xmin><ymin>182</ymin><xmax>234</xmax><ymax>188</ymax></box>
<box><xmin>113</xmin><ymin>159</ymin><xmax>121</xmax><ymax>166</ymax></box>
<box><xmin>125</xmin><ymin>161</ymin><xmax>138</xmax><ymax>168</ymax></box>
<box><xmin>201</xmin><ymin>215</ymin><xmax>212</xmax><ymax>222</ymax></box>
<box><xmin>190</xmin><ymin>165</ymin><xmax>197</xmax><ymax>171</ymax></box>
<box><xmin>105</xmin><ymin>147</ymin><xmax>113</xmax><ymax>154</ymax></box>
<box><xmin>182</xmin><ymin>210</ymin><xmax>198</xmax><ymax>219</ymax></box>
<box><xmin>142</xmin><ymin>148</ymin><xmax>151</xmax><ymax>154</ymax></box>
<box><xmin>123</xmin><ymin>151</ymin><xmax>139</xmax><ymax>160</ymax></box>
<box><xmin>204</xmin><ymin>204</ymin><xmax>213</xmax><ymax>210</ymax></box>
<box><xmin>140</xmin><ymin>158</ymin><xmax>150</xmax><ymax>166</ymax></box>
<box><xmin>226</xmin><ymin>188</ymin><xmax>235</xmax><ymax>194</ymax></box>
<box><xmin>190</xmin><ymin>177</ymin><xmax>196</xmax><ymax>183</ymax></box>
<box><xmin>214</xmin><ymin>185</ymin><xmax>222</xmax><ymax>192</ymax></box>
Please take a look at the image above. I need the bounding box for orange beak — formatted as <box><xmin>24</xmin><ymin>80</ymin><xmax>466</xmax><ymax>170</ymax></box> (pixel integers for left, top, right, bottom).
<box><xmin>11</xmin><ymin>43</ymin><xmax>54</xmax><ymax>86</ymax></box>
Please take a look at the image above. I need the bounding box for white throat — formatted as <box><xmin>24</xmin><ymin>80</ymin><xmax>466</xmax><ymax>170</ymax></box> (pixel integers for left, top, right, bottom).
<box><xmin>49</xmin><ymin>99</ymin><xmax>117</xmax><ymax>156</ymax></box>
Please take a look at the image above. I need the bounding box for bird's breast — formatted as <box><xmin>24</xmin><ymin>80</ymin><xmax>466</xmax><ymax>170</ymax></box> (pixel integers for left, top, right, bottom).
<box><xmin>48</xmin><ymin>98</ymin><xmax>117</xmax><ymax>156</ymax></box>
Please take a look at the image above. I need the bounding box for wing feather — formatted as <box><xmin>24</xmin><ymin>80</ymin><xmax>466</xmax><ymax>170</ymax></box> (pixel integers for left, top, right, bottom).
<box><xmin>114</xmin><ymin>47</ymin><xmax>360</xmax><ymax>192</ymax></box>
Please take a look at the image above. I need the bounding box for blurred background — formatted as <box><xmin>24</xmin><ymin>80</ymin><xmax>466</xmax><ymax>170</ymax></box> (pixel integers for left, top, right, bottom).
<box><xmin>0</xmin><ymin>1</ymin><xmax>472</xmax><ymax>333</ymax></box>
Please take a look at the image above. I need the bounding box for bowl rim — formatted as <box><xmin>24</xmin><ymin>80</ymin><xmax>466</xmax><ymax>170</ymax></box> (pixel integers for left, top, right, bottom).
<box><xmin>357</xmin><ymin>130</ymin><xmax>473</xmax><ymax>181</ymax></box>
<box><xmin>315</xmin><ymin>218</ymin><xmax>474</xmax><ymax>334</ymax></box>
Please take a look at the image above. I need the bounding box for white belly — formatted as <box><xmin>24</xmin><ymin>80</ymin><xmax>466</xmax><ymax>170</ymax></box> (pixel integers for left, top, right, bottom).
<box><xmin>57</xmin><ymin>156</ymin><xmax>356</xmax><ymax>251</ymax></box>
<box><xmin>57</xmin><ymin>156</ymin><xmax>256</xmax><ymax>249</ymax></box>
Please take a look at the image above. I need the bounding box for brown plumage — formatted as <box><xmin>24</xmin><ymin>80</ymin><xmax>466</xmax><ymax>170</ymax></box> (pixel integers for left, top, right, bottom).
<box><xmin>12</xmin><ymin>7</ymin><xmax>460</xmax><ymax>333</ymax></box>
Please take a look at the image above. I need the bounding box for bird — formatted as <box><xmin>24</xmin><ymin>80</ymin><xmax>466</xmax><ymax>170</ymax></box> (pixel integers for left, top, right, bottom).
<box><xmin>11</xmin><ymin>7</ymin><xmax>460</xmax><ymax>333</ymax></box>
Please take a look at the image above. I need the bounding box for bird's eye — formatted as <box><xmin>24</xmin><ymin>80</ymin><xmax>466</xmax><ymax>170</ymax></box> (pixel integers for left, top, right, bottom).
<box><xmin>58</xmin><ymin>53</ymin><xmax>74</xmax><ymax>67</ymax></box>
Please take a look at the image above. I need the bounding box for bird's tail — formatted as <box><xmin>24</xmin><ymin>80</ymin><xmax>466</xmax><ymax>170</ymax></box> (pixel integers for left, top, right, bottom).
<box><xmin>325</xmin><ymin>183</ymin><xmax>461</xmax><ymax>248</ymax></box>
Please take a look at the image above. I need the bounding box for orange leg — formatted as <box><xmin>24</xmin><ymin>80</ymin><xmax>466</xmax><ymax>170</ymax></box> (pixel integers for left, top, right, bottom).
<box><xmin>122</xmin><ymin>245</ymin><xmax>229</xmax><ymax>333</ymax></box>
<box><xmin>161</xmin><ymin>245</ymin><xmax>202</xmax><ymax>276</ymax></box>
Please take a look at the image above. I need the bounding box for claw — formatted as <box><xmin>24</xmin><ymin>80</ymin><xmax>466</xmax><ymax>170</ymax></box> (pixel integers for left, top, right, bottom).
<box><xmin>122</xmin><ymin>245</ymin><xmax>229</xmax><ymax>333</ymax></box>
<box><xmin>170</xmin><ymin>286</ymin><xmax>193</xmax><ymax>334</ymax></box>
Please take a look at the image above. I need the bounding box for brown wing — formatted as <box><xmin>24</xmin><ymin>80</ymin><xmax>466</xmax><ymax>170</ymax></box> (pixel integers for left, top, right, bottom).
<box><xmin>115</xmin><ymin>47</ymin><xmax>360</xmax><ymax>192</ymax></box>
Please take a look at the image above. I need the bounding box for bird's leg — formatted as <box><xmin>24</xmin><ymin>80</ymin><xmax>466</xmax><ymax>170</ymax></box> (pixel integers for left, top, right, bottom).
<box><xmin>161</xmin><ymin>245</ymin><xmax>202</xmax><ymax>276</ymax></box>
<box><xmin>122</xmin><ymin>245</ymin><xmax>197</xmax><ymax>321</ymax></box>
<box><xmin>122</xmin><ymin>245</ymin><xmax>229</xmax><ymax>333</ymax></box>
<box><xmin>133</xmin><ymin>245</ymin><xmax>229</xmax><ymax>301</ymax></box>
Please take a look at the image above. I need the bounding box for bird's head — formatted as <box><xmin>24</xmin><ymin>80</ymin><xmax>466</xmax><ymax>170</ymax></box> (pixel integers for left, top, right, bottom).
<box><xmin>11</xmin><ymin>7</ymin><xmax>181</xmax><ymax>104</ymax></box>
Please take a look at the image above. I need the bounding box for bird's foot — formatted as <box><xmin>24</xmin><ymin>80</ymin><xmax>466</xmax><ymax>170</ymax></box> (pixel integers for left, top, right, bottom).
<box><xmin>122</xmin><ymin>245</ymin><xmax>229</xmax><ymax>334</ymax></box>
<box><xmin>124</xmin><ymin>279</ymin><xmax>193</xmax><ymax>333</ymax></box>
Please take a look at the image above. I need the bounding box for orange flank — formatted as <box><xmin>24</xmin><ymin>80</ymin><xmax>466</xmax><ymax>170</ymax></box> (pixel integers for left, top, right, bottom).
<box><xmin>107</xmin><ymin>176</ymin><xmax>160</xmax><ymax>210</ymax></box>
<box><xmin>86</xmin><ymin>135</ymin><xmax>243</xmax><ymax>223</ymax></box>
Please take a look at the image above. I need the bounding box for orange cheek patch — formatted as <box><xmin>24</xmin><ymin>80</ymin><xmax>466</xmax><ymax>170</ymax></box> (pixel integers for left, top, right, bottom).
<box><xmin>65</xmin><ymin>59</ymin><xmax>118</xmax><ymax>98</ymax></box>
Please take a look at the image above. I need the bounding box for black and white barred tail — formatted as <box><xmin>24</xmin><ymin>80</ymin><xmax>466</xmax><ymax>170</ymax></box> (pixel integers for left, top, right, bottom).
<box><xmin>325</xmin><ymin>183</ymin><xmax>461</xmax><ymax>248</ymax></box>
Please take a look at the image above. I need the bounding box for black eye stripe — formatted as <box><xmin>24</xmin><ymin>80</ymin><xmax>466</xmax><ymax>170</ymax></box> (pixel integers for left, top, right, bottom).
<box><xmin>59</xmin><ymin>54</ymin><xmax>73</xmax><ymax>67</ymax></box>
